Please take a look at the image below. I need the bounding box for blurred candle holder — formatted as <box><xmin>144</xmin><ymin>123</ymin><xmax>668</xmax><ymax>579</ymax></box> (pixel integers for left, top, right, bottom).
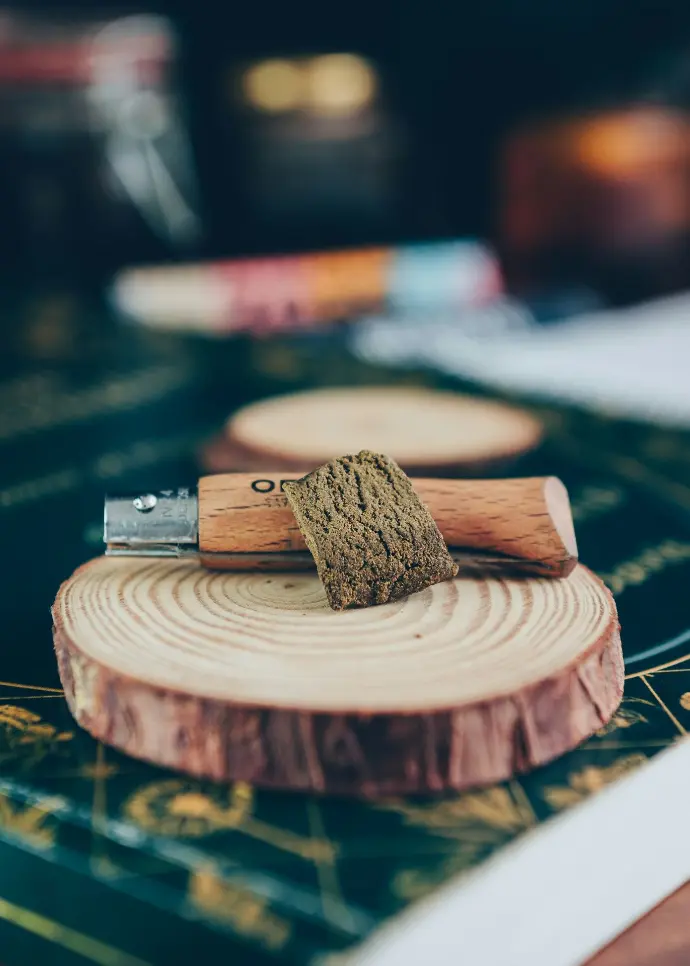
<box><xmin>498</xmin><ymin>104</ymin><xmax>690</xmax><ymax>305</ymax></box>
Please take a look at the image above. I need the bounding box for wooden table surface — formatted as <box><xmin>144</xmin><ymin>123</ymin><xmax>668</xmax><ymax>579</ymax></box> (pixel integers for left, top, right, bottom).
<box><xmin>587</xmin><ymin>881</ymin><xmax>690</xmax><ymax>965</ymax></box>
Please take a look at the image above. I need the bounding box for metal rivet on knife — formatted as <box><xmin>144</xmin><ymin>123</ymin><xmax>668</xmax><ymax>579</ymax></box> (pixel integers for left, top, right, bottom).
<box><xmin>133</xmin><ymin>494</ymin><xmax>157</xmax><ymax>513</ymax></box>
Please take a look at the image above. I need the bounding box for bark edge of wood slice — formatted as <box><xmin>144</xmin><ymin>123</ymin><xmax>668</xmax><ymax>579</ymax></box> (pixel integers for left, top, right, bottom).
<box><xmin>52</xmin><ymin>557</ymin><xmax>623</xmax><ymax>797</ymax></box>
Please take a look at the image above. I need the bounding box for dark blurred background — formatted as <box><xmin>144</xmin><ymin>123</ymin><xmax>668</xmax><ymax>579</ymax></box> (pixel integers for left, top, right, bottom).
<box><xmin>0</xmin><ymin>0</ymin><xmax>688</xmax><ymax>305</ymax></box>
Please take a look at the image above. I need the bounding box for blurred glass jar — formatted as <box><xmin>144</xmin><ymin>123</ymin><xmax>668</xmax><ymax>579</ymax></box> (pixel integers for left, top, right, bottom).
<box><xmin>0</xmin><ymin>9</ymin><xmax>203</xmax><ymax>288</ymax></box>
<box><xmin>498</xmin><ymin>104</ymin><xmax>690</xmax><ymax>305</ymax></box>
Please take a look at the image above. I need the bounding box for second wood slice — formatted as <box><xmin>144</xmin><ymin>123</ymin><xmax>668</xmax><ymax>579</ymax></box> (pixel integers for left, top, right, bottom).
<box><xmin>53</xmin><ymin>558</ymin><xmax>622</xmax><ymax>796</ymax></box>
<box><xmin>200</xmin><ymin>386</ymin><xmax>543</xmax><ymax>475</ymax></box>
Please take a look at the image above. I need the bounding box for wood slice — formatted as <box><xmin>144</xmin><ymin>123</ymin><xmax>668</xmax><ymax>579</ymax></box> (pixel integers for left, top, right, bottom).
<box><xmin>52</xmin><ymin>557</ymin><xmax>622</xmax><ymax>796</ymax></box>
<box><xmin>587</xmin><ymin>882</ymin><xmax>690</xmax><ymax>966</ymax></box>
<box><xmin>200</xmin><ymin>386</ymin><xmax>544</xmax><ymax>476</ymax></box>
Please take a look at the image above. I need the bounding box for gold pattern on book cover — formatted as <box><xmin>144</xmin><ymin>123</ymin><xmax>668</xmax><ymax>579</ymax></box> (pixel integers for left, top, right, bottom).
<box><xmin>569</xmin><ymin>484</ymin><xmax>626</xmax><ymax>523</ymax></box>
<box><xmin>541</xmin><ymin>755</ymin><xmax>649</xmax><ymax>810</ymax></box>
<box><xmin>593</xmin><ymin>697</ymin><xmax>655</xmax><ymax>736</ymax></box>
<box><xmin>124</xmin><ymin>778</ymin><xmax>335</xmax><ymax>861</ymax></box>
<box><xmin>188</xmin><ymin>864</ymin><xmax>293</xmax><ymax>952</ymax></box>
<box><xmin>0</xmin><ymin>793</ymin><xmax>59</xmax><ymax>850</ymax></box>
<box><xmin>124</xmin><ymin>779</ymin><xmax>254</xmax><ymax>836</ymax></box>
<box><xmin>0</xmin><ymin>364</ymin><xmax>193</xmax><ymax>443</ymax></box>
<box><xmin>383</xmin><ymin>786</ymin><xmax>536</xmax><ymax>901</ymax></box>
<box><xmin>0</xmin><ymin>705</ymin><xmax>73</xmax><ymax>768</ymax></box>
<box><xmin>383</xmin><ymin>786</ymin><xmax>535</xmax><ymax>839</ymax></box>
<box><xmin>598</xmin><ymin>540</ymin><xmax>690</xmax><ymax>596</ymax></box>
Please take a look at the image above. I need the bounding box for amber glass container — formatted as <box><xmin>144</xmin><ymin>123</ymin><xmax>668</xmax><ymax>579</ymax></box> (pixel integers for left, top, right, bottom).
<box><xmin>498</xmin><ymin>106</ymin><xmax>690</xmax><ymax>303</ymax></box>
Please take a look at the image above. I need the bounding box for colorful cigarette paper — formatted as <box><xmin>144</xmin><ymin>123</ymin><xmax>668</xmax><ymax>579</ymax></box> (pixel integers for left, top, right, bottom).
<box><xmin>110</xmin><ymin>239</ymin><xmax>502</xmax><ymax>334</ymax></box>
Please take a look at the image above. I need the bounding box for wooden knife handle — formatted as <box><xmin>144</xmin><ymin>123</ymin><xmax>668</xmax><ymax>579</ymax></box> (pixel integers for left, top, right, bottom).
<box><xmin>198</xmin><ymin>473</ymin><xmax>578</xmax><ymax>577</ymax></box>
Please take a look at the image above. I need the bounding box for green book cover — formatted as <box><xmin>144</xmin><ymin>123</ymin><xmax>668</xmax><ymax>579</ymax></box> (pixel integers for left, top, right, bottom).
<box><xmin>0</xmin><ymin>295</ymin><xmax>689</xmax><ymax>965</ymax></box>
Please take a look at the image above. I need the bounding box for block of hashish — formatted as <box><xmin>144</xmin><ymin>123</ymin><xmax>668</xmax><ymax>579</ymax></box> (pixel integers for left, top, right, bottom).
<box><xmin>283</xmin><ymin>450</ymin><xmax>458</xmax><ymax>610</ymax></box>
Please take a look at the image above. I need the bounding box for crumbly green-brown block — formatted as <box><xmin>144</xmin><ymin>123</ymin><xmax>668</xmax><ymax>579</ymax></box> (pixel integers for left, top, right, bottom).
<box><xmin>283</xmin><ymin>450</ymin><xmax>458</xmax><ymax>610</ymax></box>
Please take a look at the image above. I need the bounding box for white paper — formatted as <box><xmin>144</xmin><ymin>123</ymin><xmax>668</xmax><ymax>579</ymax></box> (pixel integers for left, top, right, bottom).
<box><xmin>352</xmin><ymin>291</ymin><xmax>690</xmax><ymax>427</ymax></box>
